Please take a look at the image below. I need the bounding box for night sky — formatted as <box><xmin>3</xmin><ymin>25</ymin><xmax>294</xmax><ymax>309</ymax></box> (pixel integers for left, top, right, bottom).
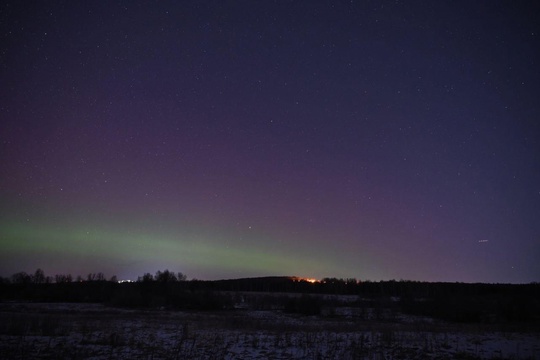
<box><xmin>1</xmin><ymin>1</ymin><xmax>539</xmax><ymax>283</ymax></box>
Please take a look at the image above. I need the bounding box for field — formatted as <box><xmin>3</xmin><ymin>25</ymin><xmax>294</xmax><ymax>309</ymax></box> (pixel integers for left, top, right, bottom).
<box><xmin>1</xmin><ymin>297</ymin><xmax>539</xmax><ymax>360</ymax></box>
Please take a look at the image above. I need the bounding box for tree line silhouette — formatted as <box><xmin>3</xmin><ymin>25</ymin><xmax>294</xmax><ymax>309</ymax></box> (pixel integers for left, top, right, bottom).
<box><xmin>1</xmin><ymin>269</ymin><xmax>539</xmax><ymax>324</ymax></box>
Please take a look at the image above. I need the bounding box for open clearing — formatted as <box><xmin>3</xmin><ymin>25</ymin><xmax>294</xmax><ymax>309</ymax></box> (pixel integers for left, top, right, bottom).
<box><xmin>1</xmin><ymin>302</ymin><xmax>539</xmax><ymax>359</ymax></box>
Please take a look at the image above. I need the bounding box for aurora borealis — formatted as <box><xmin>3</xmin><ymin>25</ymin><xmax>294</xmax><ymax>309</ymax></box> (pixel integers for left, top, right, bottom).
<box><xmin>1</xmin><ymin>1</ymin><xmax>539</xmax><ymax>283</ymax></box>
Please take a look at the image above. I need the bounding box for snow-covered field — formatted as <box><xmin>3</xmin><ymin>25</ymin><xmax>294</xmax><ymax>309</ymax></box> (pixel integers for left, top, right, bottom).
<box><xmin>0</xmin><ymin>302</ymin><xmax>538</xmax><ymax>359</ymax></box>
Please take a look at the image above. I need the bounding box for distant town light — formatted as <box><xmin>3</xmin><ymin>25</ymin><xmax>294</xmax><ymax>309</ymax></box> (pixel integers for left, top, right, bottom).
<box><xmin>290</xmin><ymin>276</ymin><xmax>319</xmax><ymax>283</ymax></box>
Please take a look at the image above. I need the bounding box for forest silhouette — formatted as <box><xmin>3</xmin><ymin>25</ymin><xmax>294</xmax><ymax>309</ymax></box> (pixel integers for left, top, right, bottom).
<box><xmin>1</xmin><ymin>269</ymin><xmax>539</xmax><ymax>324</ymax></box>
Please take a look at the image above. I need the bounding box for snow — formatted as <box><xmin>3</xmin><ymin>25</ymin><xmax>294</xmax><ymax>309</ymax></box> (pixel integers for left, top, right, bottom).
<box><xmin>1</xmin><ymin>302</ymin><xmax>538</xmax><ymax>359</ymax></box>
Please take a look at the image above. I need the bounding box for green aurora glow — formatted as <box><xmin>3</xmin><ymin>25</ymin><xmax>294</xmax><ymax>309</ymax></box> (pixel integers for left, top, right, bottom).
<box><xmin>0</xmin><ymin>217</ymin><xmax>379</xmax><ymax>280</ymax></box>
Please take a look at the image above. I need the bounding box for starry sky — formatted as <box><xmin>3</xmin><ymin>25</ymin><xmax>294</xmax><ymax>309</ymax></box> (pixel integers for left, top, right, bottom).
<box><xmin>1</xmin><ymin>1</ymin><xmax>539</xmax><ymax>283</ymax></box>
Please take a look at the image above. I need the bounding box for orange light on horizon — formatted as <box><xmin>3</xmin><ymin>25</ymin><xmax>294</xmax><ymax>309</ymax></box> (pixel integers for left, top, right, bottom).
<box><xmin>290</xmin><ymin>276</ymin><xmax>320</xmax><ymax>283</ymax></box>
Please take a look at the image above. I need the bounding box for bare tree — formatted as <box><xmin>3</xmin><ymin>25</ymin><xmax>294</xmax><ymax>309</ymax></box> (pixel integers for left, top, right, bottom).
<box><xmin>33</xmin><ymin>268</ymin><xmax>45</xmax><ymax>284</ymax></box>
<box><xmin>11</xmin><ymin>272</ymin><xmax>31</xmax><ymax>284</ymax></box>
<box><xmin>138</xmin><ymin>273</ymin><xmax>154</xmax><ymax>282</ymax></box>
<box><xmin>55</xmin><ymin>274</ymin><xmax>73</xmax><ymax>283</ymax></box>
<box><xmin>155</xmin><ymin>269</ymin><xmax>177</xmax><ymax>283</ymax></box>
